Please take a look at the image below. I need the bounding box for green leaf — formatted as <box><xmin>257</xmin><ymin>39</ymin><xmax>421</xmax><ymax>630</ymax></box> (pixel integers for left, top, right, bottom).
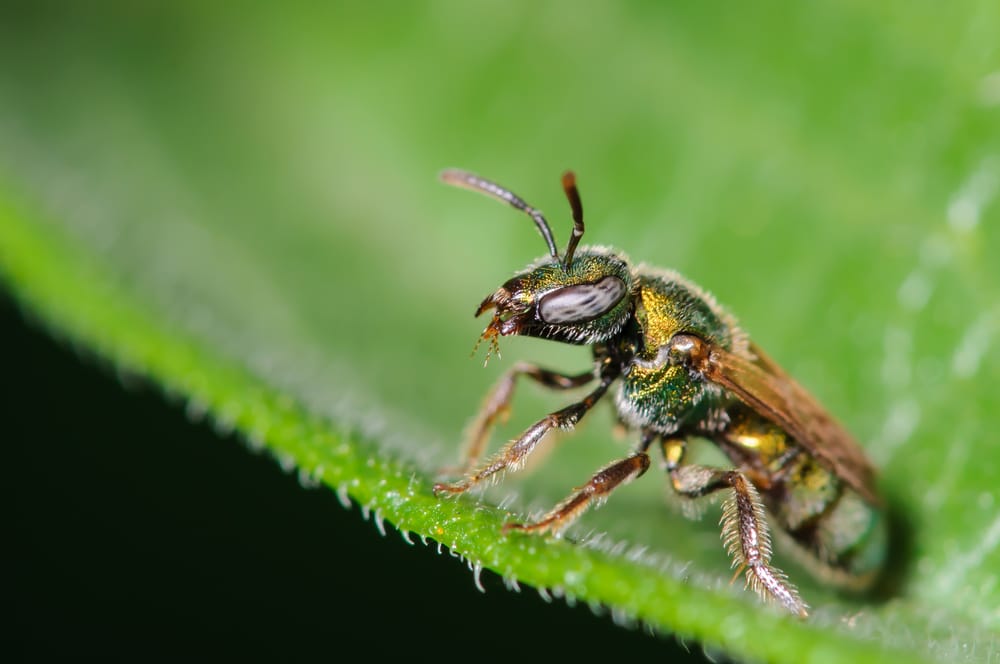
<box><xmin>2</xmin><ymin>3</ymin><xmax>999</xmax><ymax>662</ymax></box>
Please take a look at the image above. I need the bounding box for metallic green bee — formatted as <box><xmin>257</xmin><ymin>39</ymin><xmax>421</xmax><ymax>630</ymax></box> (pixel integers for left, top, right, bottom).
<box><xmin>433</xmin><ymin>169</ymin><xmax>886</xmax><ymax>617</ymax></box>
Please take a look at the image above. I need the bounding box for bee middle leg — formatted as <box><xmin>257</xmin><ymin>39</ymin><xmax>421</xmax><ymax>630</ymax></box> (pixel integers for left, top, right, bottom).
<box><xmin>441</xmin><ymin>362</ymin><xmax>594</xmax><ymax>477</ymax></box>
<box><xmin>433</xmin><ymin>376</ymin><xmax>612</xmax><ymax>496</ymax></box>
<box><xmin>664</xmin><ymin>440</ymin><xmax>808</xmax><ymax>617</ymax></box>
<box><xmin>504</xmin><ymin>431</ymin><xmax>657</xmax><ymax>536</ymax></box>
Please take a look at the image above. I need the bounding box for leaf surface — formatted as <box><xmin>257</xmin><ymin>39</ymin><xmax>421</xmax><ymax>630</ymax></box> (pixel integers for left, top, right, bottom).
<box><xmin>2</xmin><ymin>4</ymin><xmax>999</xmax><ymax>662</ymax></box>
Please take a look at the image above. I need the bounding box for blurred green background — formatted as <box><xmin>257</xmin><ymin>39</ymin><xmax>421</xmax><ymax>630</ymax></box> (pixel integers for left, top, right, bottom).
<box><xmin>2</xmin><ymin>2</ymin><xmax>999</xmax><ymax>662</ymax></box>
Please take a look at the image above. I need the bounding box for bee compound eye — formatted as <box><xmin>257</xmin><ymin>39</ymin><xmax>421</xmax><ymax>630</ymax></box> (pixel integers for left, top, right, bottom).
<box><xmin>537</xmin><ymin>276</ymin><xmax>626</xmax><ymax>325</ymax></box>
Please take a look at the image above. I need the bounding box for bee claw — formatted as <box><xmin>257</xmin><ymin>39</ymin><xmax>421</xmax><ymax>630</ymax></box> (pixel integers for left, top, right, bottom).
<box><xmin>432</xmin><ymin>481</ymin><xmax>468</xmax><ymax>496</ymax></box>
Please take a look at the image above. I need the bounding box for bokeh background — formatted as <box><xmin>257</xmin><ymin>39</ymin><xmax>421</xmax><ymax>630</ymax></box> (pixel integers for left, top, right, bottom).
<box><xmin>3</xmin><ymin>2</ymin><xmax>999</xmax><ymax>661</ymax></box>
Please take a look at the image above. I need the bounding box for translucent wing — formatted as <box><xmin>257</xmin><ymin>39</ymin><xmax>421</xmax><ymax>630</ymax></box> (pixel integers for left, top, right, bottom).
<box><xmin>703</xmin><ymin>342</ymin><xmax>881</xmax><ymax>505</ymax></box>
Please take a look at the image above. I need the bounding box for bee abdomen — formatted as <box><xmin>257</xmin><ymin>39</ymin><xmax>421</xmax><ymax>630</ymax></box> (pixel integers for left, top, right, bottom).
<box><xmin>810</xmin><ymin>488</ymin><xmax>887</xmax><ymax>587</ymax></box>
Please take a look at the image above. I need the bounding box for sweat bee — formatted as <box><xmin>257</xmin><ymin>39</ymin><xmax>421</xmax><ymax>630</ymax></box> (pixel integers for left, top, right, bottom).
<box><xmin>433</xmin><ymin>169</ymin><xmax>886</xmax><ymax>617</ymax></box>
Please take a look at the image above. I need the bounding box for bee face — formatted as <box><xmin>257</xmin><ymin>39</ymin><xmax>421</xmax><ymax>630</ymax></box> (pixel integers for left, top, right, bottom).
<box><xmin>476</xmin><ymin>250</ymin><xmax>634</xmax><ymax>346</ymax></box>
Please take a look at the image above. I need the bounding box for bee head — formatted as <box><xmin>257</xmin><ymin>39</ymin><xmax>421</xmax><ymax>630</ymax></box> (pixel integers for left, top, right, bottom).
<box><xmin>476</xmin><ymin>249</ymin><xmax>634</xmax><ymax>347</ymax></box>
<box><xmin>441</xmin><ymin>169</ymin><xmax>635</xmax><ymax>357</ymax></box>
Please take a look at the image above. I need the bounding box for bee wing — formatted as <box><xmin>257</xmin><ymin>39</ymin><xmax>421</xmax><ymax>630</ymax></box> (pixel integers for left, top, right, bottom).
<box><xmin>703</xmin><ymin>342</ymin><xmax>881</xmax><ymax>506</ymax></box>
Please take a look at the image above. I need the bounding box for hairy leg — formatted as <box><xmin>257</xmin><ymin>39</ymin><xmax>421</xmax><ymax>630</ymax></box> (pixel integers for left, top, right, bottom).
<box><xmin>503</xmin><ymin>432</ymin><xmax>656</xmax><ymax>536</ymax></box>
<box><xmin>434</xmin><ymin>376</ymin><xmax>613</xmax><ymax>496</ymax></box>
<box><xmin>443</xmin><ymin>362</ymin><xmax>594</xmax><ymax>476</ymax></box>
<box><xmin>667</xmin><ymin>452</ymin><xmax>807</xmax><ymax>617</ymax></box>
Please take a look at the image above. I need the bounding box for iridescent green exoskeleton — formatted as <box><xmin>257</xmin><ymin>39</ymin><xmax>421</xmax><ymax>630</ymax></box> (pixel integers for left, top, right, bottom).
<box><xmin>433</xmin><ymin>170</ymin><xmax>886</xmax><ymax>617</ymax></box>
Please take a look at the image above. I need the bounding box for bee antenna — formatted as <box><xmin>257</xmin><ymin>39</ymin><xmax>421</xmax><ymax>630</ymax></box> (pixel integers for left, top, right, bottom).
<box><xmin>440</xmin><ymin>169</ymin><xmax>560</xmax><ymax>262</ymax></box>
<box><xmin>561</xmin><ymin>171</ymin><xmax>584</xmax><ymax>270</ymax></box>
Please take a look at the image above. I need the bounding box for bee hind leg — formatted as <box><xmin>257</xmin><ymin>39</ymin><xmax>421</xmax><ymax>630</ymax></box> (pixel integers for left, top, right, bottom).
<box><xmin>669</xmin><ymin>463</ymin><xmax>809</xmax><ymax>618</ymax></box>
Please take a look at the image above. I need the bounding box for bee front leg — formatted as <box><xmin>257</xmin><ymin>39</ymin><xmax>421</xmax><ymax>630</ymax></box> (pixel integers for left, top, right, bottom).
<box><xmin>433</xmin><ymin>376</ymin><xmax>613</xmax><ymax>496</ymax></box>
<box><xmin>440</xmin><ymin>362</ymin><xmax>594</xmax><ymax>477</ymax></box>
<box><xmin>669</xmin><ymin>461</ymin><xmax>808</xmax><ymax>618</ymax></box>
